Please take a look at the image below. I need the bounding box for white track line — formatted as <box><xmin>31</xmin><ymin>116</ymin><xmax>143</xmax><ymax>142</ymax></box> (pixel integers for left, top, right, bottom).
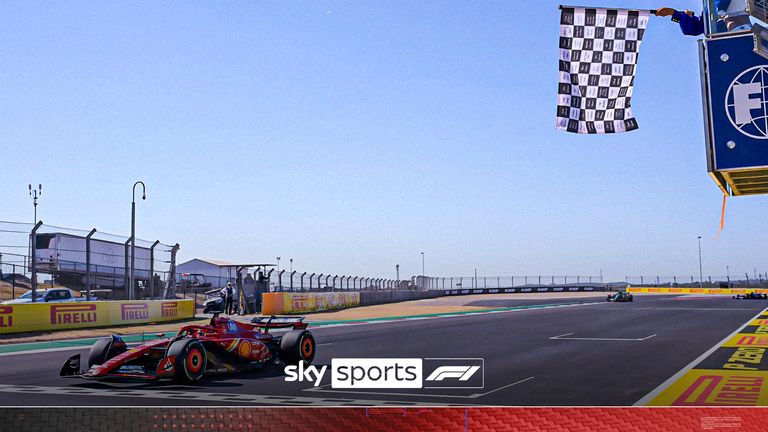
<box><xmin>549</xmin><ymin>333</ymin><xmax>657</xmax><ymax>341</ymax></box>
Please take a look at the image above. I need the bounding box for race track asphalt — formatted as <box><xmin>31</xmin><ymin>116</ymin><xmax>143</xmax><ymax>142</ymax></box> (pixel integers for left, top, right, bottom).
<box><xmin>0</xmin><ymin>294</ymin><xmax>764</xmax><ymax>406</ymax></box>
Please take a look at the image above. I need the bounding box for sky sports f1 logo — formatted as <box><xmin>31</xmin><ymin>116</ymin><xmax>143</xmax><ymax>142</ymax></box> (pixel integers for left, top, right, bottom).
<box><xmin>284</xmin><ymin>358</ymin><xmax>483</xmax><ymax>389</ymax></box>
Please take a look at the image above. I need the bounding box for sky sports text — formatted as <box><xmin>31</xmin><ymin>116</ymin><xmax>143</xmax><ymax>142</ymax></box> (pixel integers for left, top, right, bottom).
<box><xmin>284</xmin><ymin>358</ymin><xmax>484</xmax><ymax>389</ymax></box>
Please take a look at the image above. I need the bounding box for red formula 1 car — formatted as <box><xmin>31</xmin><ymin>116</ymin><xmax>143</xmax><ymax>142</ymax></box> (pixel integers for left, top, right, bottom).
<box><xmin>59</xmin><ymin>315</ymin><xmax>316</xmax><ymax>383</ymax></box>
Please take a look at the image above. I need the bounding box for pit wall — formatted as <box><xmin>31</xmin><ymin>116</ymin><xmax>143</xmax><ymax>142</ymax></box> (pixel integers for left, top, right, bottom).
<box><xmin>627</xmin><ymin>287</ymin><xmax>768</xmax><ymax>294</ymax></box>
<box><xmin>0</xmin><ymin>299</ymin><xmax>194</xmax><ymax>335</ymax></box>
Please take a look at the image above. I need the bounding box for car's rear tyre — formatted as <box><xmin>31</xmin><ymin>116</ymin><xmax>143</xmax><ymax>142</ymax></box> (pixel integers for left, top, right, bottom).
<box><xmin>629</xmin><ymin>296</ymin><xmax>633</xmax><ymax>302</ymax></box>
<box><xmin>167</xmin><ymin>339</ymin><xmax>207</xmax><ymax>383</ymax></box>
<box><xmin>88</xmin><ymin>335</ymin><xmax>127</xmax><ymax>368</ymax></box>
<box><xmin>280</xmin><ymin>330</ymin><xmax>315</xmax><ymax>366</ymax></box>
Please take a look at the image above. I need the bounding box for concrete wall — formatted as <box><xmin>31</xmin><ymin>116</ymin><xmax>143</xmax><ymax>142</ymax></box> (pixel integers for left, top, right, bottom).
<box><xmin>359</xmin><ymin>290</ymin><xmax>443</xmax><ymax>306</ymax></box>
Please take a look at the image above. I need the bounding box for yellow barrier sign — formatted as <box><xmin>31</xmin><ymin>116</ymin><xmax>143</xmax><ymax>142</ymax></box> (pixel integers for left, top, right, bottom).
<box><xmin>648</xmin><ymin>369</ymin><xmax>768</xmax><ymax>406</ymax></box>
<box><xmin>627</xmin><ymin>287</ymin><xmax>768</xmax><ymax>295</ymax></box>
<box><xmin>262</xmin><ymin>292</ymin><xmax>360</xmax><ymax>315</ymax></box>
<box><xmin>0</xmin><ymin>299</ymin><xmax>194</xmax><ymax>334</ymax></box>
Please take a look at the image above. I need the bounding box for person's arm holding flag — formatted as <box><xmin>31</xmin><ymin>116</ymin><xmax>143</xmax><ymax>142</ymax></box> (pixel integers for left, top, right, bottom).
<box><xmin>655</xmin><ymin>7</ymin><xmax>705</xmax><ymax>36</ymax></box>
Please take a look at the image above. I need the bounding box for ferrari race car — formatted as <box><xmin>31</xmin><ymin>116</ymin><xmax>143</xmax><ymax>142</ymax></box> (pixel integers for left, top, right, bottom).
<box><xmin>733</xmin><ymin>292</ymin><xmax>768</xmax><ymax>300</ymax></box>
<box><xmin>59</xmin><ymin>314</ymin><xmax>316</xmax><ymax>383</ymax></box>
<box><xmin>607</xmin><ymin>290</ymin><xmax>633</xmax><ymax>302</ymax></box>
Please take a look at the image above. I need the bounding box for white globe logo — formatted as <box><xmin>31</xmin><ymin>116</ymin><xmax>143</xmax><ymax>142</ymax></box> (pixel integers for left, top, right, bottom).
<box><xmin>726</xmin><ymin>65</ymin><xmax>768</xmax><ymax>140</ymax></box>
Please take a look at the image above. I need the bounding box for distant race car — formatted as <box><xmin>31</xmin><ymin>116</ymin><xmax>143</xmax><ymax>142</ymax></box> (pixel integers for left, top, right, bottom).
<box><xmin>607</xmin><ymin>290</ymin><xmax>633</xmax><ymax>302</ymax></box>
<box><xmin>59</xmin><ymin>311</ymin><xmax>316</xmax><ymax>383</ymax></box>
<box><xmin>733</xmin><ymin>292</ymin><xmax>768</xmax><ymax>300</ymax></box>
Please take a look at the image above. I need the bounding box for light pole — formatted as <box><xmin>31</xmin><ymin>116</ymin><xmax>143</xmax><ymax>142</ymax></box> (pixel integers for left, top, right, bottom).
<box><xmin>420</xmin><ymin>252</ymin><xmax>425</xmax><ymax>277</ymax></box>
<box><xmin>396</xmin><ymin>264</ymin><xmax>400</xmax><ymax>288</ymax></box>
<box><xmin>290</xmin><ymin>258</ymin><xmax>293</xmax><ymax>273</ymax></box>
<box><xmin>276</xmin><ymin>257</ymin><xmax>281</xmax><ymax>274</ymax></box>
<box><xmin>130</xmin><ymin>181</ymin><xmax>146</xmax><ymax>300</ymax></box>
<box><xmin>697</xmin><ymin>236</ymin><xmax>703</xmax><ymax>288</ymax></box>
<box><xmin>28</xmin><ymin>184</ymin><xmax>42</xmax><ymax>224</ymax></box>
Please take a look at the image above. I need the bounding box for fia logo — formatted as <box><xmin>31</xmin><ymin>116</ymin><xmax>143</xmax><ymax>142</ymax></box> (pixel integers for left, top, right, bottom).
<box><xmin>726</xmin><ymin>65</ymin><xmax>768</xmax><ymax>139</ymax></box>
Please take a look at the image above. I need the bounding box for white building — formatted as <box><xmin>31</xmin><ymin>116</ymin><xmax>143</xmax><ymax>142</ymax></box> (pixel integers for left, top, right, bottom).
<box><xmin>176</xmin><ymin>258</ymin><xmax>238</xmax><ymax>289</ymax></box>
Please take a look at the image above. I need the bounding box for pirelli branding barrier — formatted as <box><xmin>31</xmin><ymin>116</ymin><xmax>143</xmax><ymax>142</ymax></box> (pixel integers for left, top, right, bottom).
<box><xmin>628</xmin><ymin>287</ymin><xmax>768</xmax><ymax>295</ymax></box>
<box><xmin>0</xmin><ymin>299</ymin><xmax>194</xmax><ymax>335</ymax></box>
<box><xmin>647</xmin><ymin>307</ymin><xmax>768</xmax><ymax>406</ymax></box>
<box><xmin>261</xmin><ymin>292</ymin><xmax>360</xmax><ymax>315</ymax></box>
<box><xmin>443</xmin><ymin>286</ymin><xmax>604</xmax><ymax>296</ymax></box>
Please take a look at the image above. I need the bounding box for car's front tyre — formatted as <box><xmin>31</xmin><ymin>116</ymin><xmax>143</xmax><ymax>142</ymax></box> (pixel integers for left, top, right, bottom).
<box><xmin>167</xmin><ymin>339</ymin><xmax>207</xmax><ymax>383</ymax></box>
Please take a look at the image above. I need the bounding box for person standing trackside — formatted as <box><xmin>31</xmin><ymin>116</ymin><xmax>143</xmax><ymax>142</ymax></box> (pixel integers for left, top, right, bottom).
<box><xmin>221</xmin><ymin>282</ymin><xmax>234</xmax><ymax>315</ymax></box>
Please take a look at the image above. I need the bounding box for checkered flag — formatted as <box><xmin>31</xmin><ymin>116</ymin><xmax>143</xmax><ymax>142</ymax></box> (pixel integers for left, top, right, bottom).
<box><xmin>556</xmin><ymin>7</ymin><xmax>650</xmax><ymax>134</ymax></box>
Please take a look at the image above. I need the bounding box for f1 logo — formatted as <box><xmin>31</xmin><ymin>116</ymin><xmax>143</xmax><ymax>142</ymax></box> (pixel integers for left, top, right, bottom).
<box><xmin>425</xmin><ymin>366</ymin><xmax>480</xmax><ymax>382</ymax></box>
<box><xmin>423</xmin><ymin>358</ymin><xmax>484</xmax><ymax>389</ymax></box>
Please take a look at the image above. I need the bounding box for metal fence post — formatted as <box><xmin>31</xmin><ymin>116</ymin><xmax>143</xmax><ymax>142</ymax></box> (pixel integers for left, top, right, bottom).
<box><xmin>149</xmin><ymin>240</ymin><xmax>159</xmax><ymax>299</ymax></box>
<box><xmin>290</xmin><ymin>270</ymin><xmax>296</xmax><ymax>292</ymax></box>
<box><xmin>85</xmin><ymin>229</ymin><xmax>97</xmax><ymax>300</ymax></box>
<box><xmin>267</xmin><ymin>269</ymin><xmax>275</xmax><ymax>291</ymax></box>
<box><xmin>278</xmin><ymin>270</ymin><xmax>285</xmax><ymax>291</ymax></box>
<box><xmin>309</xmin><ymin>273</ymin><xmax>315</xmax><ymax>291</ymax></box>
<box><xmin>29</xmin><ymin>221</ymin><xmax>43</xmax><ymax>301</ymax></box>
<box><xmin>325</xmin><ymin>274</ymin><xmax>330</xmax><ymax>290</ymax></box>
<box><xmin>301</xmin><ymin>272</ymin><xmax>306</xmax><ymax>291</ymax></box>
<box><xmin>124</xmin><ymin>237</ymin><xmax>131</xmax><ymax>298</ymax></box>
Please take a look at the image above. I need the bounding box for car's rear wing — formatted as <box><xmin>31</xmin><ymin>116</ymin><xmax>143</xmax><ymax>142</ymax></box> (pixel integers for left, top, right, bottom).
<box><xmin>251</xmin><ymin>316</ymin><xmax>307</xmax><ymax>331</ymax></box>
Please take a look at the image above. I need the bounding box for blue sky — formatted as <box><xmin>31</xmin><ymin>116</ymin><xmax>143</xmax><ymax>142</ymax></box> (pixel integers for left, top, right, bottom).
<box><xmin>1</xmin><ymin>0</ymin><xmax>766</xmax><ymax>281</ymax></box>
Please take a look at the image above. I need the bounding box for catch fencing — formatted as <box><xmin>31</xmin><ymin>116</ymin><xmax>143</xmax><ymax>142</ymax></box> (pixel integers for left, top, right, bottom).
<box><xmin>0</xmin><ymin>220</ymin><xmax>178</xmax><ymax>300</ymax></box>
<box><xmin>416</xmin><ymin>275</ymin><xmax>605</xmax><ymax>290</ymax></box>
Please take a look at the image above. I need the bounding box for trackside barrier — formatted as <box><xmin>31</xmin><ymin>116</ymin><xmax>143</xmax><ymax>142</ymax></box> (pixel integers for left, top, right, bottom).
<box><xmin>359</xmin><ymin>290</ymin><xmax>442</xmax><ymax>306</ymax></box>
<box><xmin>627</xmin><ymin>287</ymin><xmax>768</xmax><ymax>295</ymax></box>
<box><xmin>261</xmin><ymin>292</ymin><xmax>360</xmax><ymax>315</ymax></box>
<box><xmin>0</xmin><ymin>299</ymin><xmax>194</xmax><ymax>335</ymax></box>
<box><xmin>443</xmin><ymin>286</ymin><xmax>606</xmax><ymax>295</ymax></box>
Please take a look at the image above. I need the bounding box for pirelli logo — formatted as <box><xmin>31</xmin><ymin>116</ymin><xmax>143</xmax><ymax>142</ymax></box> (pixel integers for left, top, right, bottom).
<box><xmin>0</xmin><ymin>306</ymin><xmax>12</xmax><ymax>328</ymax></box>
<box><xmin>161</xmin><ymin>302</ymin><xmax>178</xmax><ymax>318</ymax></box>
<box><xmin>50</xmin><ymin>304</ymin><xmax>97</xmax><ymax>325</ymax></box>
<box><xmin>121</xmin><ymin>303</ymin><xmax>149</xmax><ymax>321</ymax></box>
